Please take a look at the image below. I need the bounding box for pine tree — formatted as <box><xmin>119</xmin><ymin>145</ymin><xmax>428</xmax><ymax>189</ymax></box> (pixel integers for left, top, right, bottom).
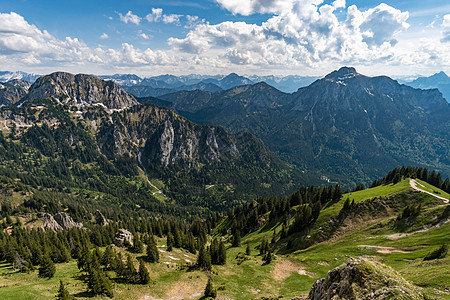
<box><xmin>203</xmin><ymin>278</ymin><xmax>217</xmax><ymax>298</ymax></box>
<box><xmin>132</xmin><ymin>234</ymin><xmax>144</xmax><ymax>253</ymax></box>
<box><xmin>263</xmin><ymin>250</ymin><xmax>273</xmax><ymax>265</ymax></box>
<box><xmin>101</xmin><ymin>245</ymin><xmax>114</xmax><ymax>269</ymax></box>
<box><xmin>245</xmin><ymin>243</ymin><xmax>251</xmax><ymax>256</ymax></box>
<box><xmin>197</xmin><ymin>245</ymin><xmax>211</xmax><ymax>270</ymax></box>
<box><xmin>56</xmin><ymin>280</ymin><xmax>72</xmax><ymax>300</ymax></box>
<box><xmin>138</xmin><ymin>260</ymin><xmax>150</xmax><ymax>284</ymax></box>
<box><xmin>167</xmin><ymin>232</ymin><xmax>174</xmax><ymax>252</ymax></box>
<box><xmin>38</xmin><ymin>252</ymin><xmax>55</xmax><ymax>278</ymax></box>
<box><xmin>126</xmin><ymin>254</ymin><xmax>138</xmax><ymax>283</ymax></box>
<box><xmin>146</xmin><ymin>236</ymin><xmax>159</xmax><ymax>263</ymax></box>
<box><xmin>232</xmin><ymin>230</ymin><xmax>240</xmax><ymax>247</ymax></box>
<box><xmin>218</xmin><ymin>240</ymin><xmax>226</xmax><ymax>265</ymax></box>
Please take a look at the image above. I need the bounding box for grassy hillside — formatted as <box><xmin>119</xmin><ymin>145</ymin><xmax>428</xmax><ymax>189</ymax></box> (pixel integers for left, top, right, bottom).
<box><xmin>0</xmin><ymin>177</ymin><xmax>448</xmax><ymax>299</ymax></box>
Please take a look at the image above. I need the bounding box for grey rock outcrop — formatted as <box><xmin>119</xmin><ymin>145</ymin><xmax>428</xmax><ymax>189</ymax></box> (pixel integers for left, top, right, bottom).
<box><xmin>40</xmin><ymin>212</ymin><xmax>83</xmax><ymax>231</ymax></box>
<box><xmin>24</xmin><ymin>72</ymin><xmax>138</xmax><ymax>110</ymax></box>
<box><xmin>114</xmin><ymin>229</ymin><xmax>133</xmax><ymax>247</ymax></box>
<box><xmin>307</xmin><ymin>258</ymin><xmax>424</xmax><ymax>300</ymax></box>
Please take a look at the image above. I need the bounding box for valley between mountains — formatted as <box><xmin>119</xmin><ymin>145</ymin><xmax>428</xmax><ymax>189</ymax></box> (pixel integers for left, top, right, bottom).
<box><xmin>0</xmin><ymin>67</ymin><xmax>448</xmax><ymax>299</ymax></box>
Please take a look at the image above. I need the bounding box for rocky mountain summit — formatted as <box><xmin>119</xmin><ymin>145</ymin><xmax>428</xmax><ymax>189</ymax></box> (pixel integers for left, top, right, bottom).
<box><xmin>156</xmin><ymin>67</ymin><xmax>450</xmax><ymax>186</ymax></box>
<box><xmin>24</xmin><ymin>72</ymin><xmax>138</xmax><ymax>110</ymax></box>
<box><xmin>307</xmin><ymin>258</ymin><xmax>424</xmax><ymax>300</ymax></box>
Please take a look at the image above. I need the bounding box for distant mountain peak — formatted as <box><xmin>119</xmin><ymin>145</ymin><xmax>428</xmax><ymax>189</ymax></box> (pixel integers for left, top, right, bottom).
<box><xmin>325</xmin><ymin>66</ymin><xmax>359</xmax><ymax>80</ymax></box>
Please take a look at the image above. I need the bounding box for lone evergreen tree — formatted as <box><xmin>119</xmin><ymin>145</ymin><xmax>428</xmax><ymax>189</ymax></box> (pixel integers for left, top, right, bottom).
<box><xmin>56</xmin><ymin>280</ymin><xmax>72</xmax><ymax>300</ymax></box>
<box><xmin>203</xmin><ymin>278</ymin><xmax>217</xmax><ymax>298</ymax></box>
<box><xmin>38</xmin><ymin>253</ymin><xmax>55</xmax><ymax>278</ymax></box>
<box><xmin>138</xmin><ymin>260</ymin><xmax>150</xmax><ymax>284</ymax></box>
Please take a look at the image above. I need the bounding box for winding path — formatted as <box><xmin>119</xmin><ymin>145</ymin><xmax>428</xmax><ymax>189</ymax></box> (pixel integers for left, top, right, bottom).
<box><xmin>409</xmin><ymin>179</ymin><xmax>448</xmax><ymax>203</ymax></box>
<box><xmin>138</xmin><ymin>152</ymin><xmax>166</xmax><ymax>197</ymax></box>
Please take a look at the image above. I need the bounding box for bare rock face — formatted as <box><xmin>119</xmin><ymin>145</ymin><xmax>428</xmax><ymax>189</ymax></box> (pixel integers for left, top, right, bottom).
<box><xmin>40</xmin><ymin>213</ymin><xmax>63</xmax><ymax>231</ymax></box>
<box><xmin>0</xmin><ymin>79</ymin><xmax>31</xmax><ymax>105</ymax></box>
<box><xmin>114</xmin><ymin>229</ymin><xmax>133</xmax><ymax>247</ymax></box>
<box><xmin>24</xmin><ymin>72</ymin><xmax>138</xmax><ymax>110</ymax></box>
<box><xmin>94</xmin><ymin>210</ymin><xmax>108</xmax><ymax>226</ymax></box>
<box><xmin>40</xmin><ymin>212</ymin><xmax>83</xmax><ymax>231</ymax></box>
<box><xmin>54</xmin><ymin>212</ymin><xmax>83</xmax><ymax>229</ymax></box>
<box><xmin>307</xmin><ymin>258</ymin><xmax>424</xmax><ymax>300</ymax></box>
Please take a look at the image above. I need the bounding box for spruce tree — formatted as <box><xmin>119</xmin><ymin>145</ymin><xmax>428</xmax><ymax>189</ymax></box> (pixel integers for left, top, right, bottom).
<box><xmin>38</xmin><ymin>252</ymin><xmax>55</xmax><ymax>278</ymax></box>
<box><xmin>197</xmin><ymin>245</ymin><xmax>211</xmax><ymax>271</ymax></box>
<box><xmin>167</xmin><ymin>232</ymin><xmax>174</xmax><ymax>252</ymax></box>
<box><xmin>218</xmin><ymin>240</ymin><xmax>226</xmax><ymax>265</ymax></box>
<box><xmin>203</xmin><ymin>278</ymin><xmax>217</xmax><ymax>298</ymax></box>
<box><xmin>138</xmin><ymin>260</ymin><xmax>150</xmax><ymax>284</ymax></box>
<box><xmin>146</xmin><ymin>237</ymin><xmax>159</xmax><ymax>263</ymax></box>
<box><xmin>56</xmin><ymin>280</ymin><xmax>72</xmax><ymax>300</ymax></box>
<box><xmin>232</xmin><ymin>230</ymin><xmax>240</xmax><ymax>247</ymax></box>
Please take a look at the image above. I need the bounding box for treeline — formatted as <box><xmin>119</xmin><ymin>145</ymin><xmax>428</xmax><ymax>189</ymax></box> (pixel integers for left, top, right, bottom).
<box><xmin>370</xmin><ymin>166</ymin><xmax>449</xmax><ymax>193</ymax></box>
<box><xmin>218</xmin><ymin>184</ymin><xmax>343</xmax><ymax>238</ymax></box>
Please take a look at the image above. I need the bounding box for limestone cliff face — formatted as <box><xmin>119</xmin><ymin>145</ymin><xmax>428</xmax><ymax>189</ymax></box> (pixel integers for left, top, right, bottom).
<box><xmin>39</xmin><ymin>212</ymin><xmax>83</xmax><ymax>232</ymax></box>
<box><xmin>96</xmin><ymin>104</ymin><xmax>242</xmax><ymax>168</ymax></box>
<box><xmin>24</xmin><ymin>72</ymin><xmax>138</xmax><ymax>110</ymax></box>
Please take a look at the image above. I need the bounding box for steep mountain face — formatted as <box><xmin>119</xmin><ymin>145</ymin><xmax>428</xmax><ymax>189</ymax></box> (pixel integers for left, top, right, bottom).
<box><xmin>24</xmin><ymin>72</ymin><xmax>138</xmax><ymax>110</ymax></box>
<box><xmin>157</xmin><ymin>67</ymin><xmax>450</xmax><ymax>186</ymax></box>
<box><xmin>407</xmin><ymin>71</ymin><xmax>450</xmax><ymax>102</ymax></box>
<box><xmin>0</xmin><ymin>72</ymin><xmax>311</xmax><ymax>211</ymax></box>
<box><xmin>0</xmin><ymin>79</ymin><xmax>32</xmax><ymax>105</ymax></box>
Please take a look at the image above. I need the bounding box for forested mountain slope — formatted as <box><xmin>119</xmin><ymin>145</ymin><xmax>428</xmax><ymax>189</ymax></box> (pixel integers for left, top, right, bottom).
<box><xmin>154</xmin><ymin>67</ymin><xmax>450</xmax><ymax>187</ymax></box>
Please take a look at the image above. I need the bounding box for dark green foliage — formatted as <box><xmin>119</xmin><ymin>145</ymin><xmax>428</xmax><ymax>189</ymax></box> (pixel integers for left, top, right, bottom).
<box><xmin>371</xmin><ymin>167</ymin><xmax>449</xmax><ymax>193</ymax></box>
<box><xmin>203</xmin><ymin>278</ymin><xmax>217</xmax><ymax>299</ymax></box>
<box><xmin>210</xmin><ymin>238</ymin><xmax>226</xmax><ymax>265</ymax></box>
<box><xmin>146</xmin><ymin>236</ymin><xmax>159</xmax><ymax>263</ymax></box>
<box><xmin>131</xmin><ymin>234</ymin><xmax>144</xmax><ymax>253</ymax></box>
<box><xmin>232</xmin><ymin>230</ymin><xmax>240</xmax><ymax>247</ymax></box>
<box><xmin>197</xmin><ymin>245</ymin><xmax>211</xmax><ymax>271</ymax></box>
<box><xmin>397</xmin><ymin>204</ymin><xmax>421</xmax><ymax>220</ymax></box>
<box><xmin>423</xmin><ymin>244</ymin><xmax>448</xmax><ymax>261</ymax></box>
<box><xmin>259</xmin><ymin>239</ymin><xmax>269</xmax><ymax>256</ymax></box>
<box><xmin>38</xmin><ymin>252</ymin><xmax>55</xmax><ymax>278</ymax></box>
<box><xmin>138</xmin><ymin>260</ymin><xmax>150</xmax><ymax>284</ymax></box>
<box><xmin>263</xmin><ymin>250</ymin><xmax>273</xmax><ymax>265</ymax></box>
<box><xmin>56</xmin><ymin>280</ymin><xmax>72</xmax><ymax>300</ymax></box>
<box><xmin>245</xmin><ymin>244</ymin><xmax>251</xmax><ymax>256</ymax></box>
<box><xmin>167</xmin><ymin>232</ymin><xmax>174</xmax><ymax>252</ymax></box>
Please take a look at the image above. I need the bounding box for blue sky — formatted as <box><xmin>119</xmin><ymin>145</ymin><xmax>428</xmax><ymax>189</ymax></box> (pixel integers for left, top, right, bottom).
<box><xmin>0</xmin><ymin>0</ymin><xmax>449</xmax><ymax>77</ymax></box>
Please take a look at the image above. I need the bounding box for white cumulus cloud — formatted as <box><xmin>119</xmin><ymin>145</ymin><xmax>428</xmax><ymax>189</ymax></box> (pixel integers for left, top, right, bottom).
<box><xmin>99</xmin><ymin>33</ymin><xmax>109</xmax><ymax>39</ymax></box>
<box><xmin>146</xmin><ymin>8</ymin><xmax>163</xmax><ymax>22</ymax></box>
<box><xmin>169</xmin><ymin>0</ymin><xmax>417</xmax><ymax>69</ymax></box>
<box><xmin>442</xmin><ymin>14</ymin><xmax>450</xmax><ymax>42</ymax></box>
<box><xmin>163</xmin><ymin>14</ymin><xmax>183</xmax><ymax>25</ymax></box>
<box><xmin>118</xmin><ymin>11</ymin><xmax>141</xmax><ymax>25</ymax></box>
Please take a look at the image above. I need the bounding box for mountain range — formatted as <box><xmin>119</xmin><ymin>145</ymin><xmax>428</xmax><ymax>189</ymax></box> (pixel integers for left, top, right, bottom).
<box><xmin>1</xmin><ymin>67</ymin><xmax>449</xmax><ymax>188</ymax></box>
<box><xmin>406</xmin><ymin>71</ymin><xmax>450</xmax><ymax>103</ymax></box>
<box><xmin>0</xmin><ymin>72</ymin><xmax>315</xmax><ymax>212</ymax></box>
<box><xmin>148</xmin><ymin>67</ymin><xmax>450</xmax><ymax>186</ymax></box>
